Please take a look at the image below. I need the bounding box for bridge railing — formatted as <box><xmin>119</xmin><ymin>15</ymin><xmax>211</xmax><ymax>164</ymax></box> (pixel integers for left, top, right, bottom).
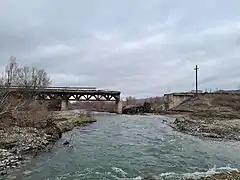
<box><xmin>0</xmin><ymin>86</ymin><xmax>120</xmax><ymax>93</ymax></box>
<box><xmin>0</xmin><ymin>86</ymin><xmax>97</xmax><ymax>91</ymax></box>
<box><xmin>36</xmin><ymin>86</ymin><xmax>97</xmax><ymax>91</ymax></box>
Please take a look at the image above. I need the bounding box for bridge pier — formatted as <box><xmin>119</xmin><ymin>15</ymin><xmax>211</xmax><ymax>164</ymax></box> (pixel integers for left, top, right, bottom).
<box><xmin>61</xmin><ymin>100</ymin><xmax>69</xmax><ymax>111</ymax></box>
<box><xmin>116</xmin><ymin>100</ymin><xmax>122</xmax><ymax>114</ymax></box>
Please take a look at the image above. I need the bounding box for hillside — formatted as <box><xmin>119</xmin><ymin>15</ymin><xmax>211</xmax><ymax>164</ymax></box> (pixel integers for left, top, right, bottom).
<box><xmin>169</xmin><ymin>93</ymin><xmax>240</xmax><ymax>141</ymax></box>
<box><xmin>173</xmin><ymin>93</ymin><xmax>240</xmax><ymax>119</ymax></box>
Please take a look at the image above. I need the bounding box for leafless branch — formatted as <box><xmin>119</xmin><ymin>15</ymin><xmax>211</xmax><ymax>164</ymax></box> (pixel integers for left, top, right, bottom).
<box><xmin>0</xmin><ymin>56</ymin><xmax>53</xmax><ymax>128</ymax></box>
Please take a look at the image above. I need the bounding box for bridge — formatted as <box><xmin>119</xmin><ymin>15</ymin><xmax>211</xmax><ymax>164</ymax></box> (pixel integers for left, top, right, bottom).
<box><xmin>0</xmin><ymin>86</ymin><xmax>122</xmax><ymax>113</ymax></box>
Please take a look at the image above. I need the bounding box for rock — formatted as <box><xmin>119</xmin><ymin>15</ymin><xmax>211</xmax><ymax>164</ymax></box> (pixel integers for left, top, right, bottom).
<box><xmin>201</xmin><ymin>133</ymin><xmax>222</xmax><ymax>138</ymax></box>
<box><xmin>15</xmin><ymin>162</ymin><xmax>21</xmax><ymax>166</ymax></box>
<box><xmin>9</xmin><ymin>156</ymin><xmax>15</xmax><ymax>160</ymax></box>
<box><xmin>10</xmin><ymin>159</ymin><xmax>16</xmax><ymax>163</ymax></box>
<box><xmin>0</xmin><ymin>140</ymin><xmax>18</xmax><ymax>150</ymax></box>
<box><xmin>23</xmin><ymin>170</ymin><xmax>32</xmax><ymax>176</ymax></box>
<box><xmin>0</xmin><ymin>149</ymin><xmax>7</xmax><ymax>152</ymax></box>
<box><xmin>44</xmin><ymin>126</ymin><xmax>62</xmax><ymax>141</ymax></box>
<box><xmin>0</xmin><ymin>170</ymin><xmax>7</xmax><ymax>175</ymax></box>
<box><xmin>17</xmin><ymin>156</ymin><xmax>23</xmax><ymax>161</ymax></box>
<box><xmin>63</xmin><ymin>140</ymin><xmax>70</xmax><ymax>145</ymax></box>
<box><xmin>0</xmin><ymin>115</ymin><xmax>96</xmax><ymax>177</ymax></box>
<box><xmin>41</xmin><ymin>140</ymin><xmax>49</xmax><ymax>145</ymax></box>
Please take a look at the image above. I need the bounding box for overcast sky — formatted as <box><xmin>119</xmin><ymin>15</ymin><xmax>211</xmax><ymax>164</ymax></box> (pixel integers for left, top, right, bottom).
<box><xmin>1</xmin><ymin>0</ymin><xmax>240</xmax><ymax>98</ymax></box>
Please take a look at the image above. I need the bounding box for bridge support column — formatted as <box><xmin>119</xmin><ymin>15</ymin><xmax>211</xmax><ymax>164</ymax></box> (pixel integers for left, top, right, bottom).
<box><xmin>116</xmin><ymin>100</ymin><xmax>122</xmax><ymax>114</ymax></box>
<box><xmin>61</xmin><ymin>100</ymin><xmax>69</xmax><ymax>111</ymax></box>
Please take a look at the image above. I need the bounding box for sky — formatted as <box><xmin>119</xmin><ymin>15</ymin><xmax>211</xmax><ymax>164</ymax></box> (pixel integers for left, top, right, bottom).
<box><xmin>0</xmin><ymin>0</ymin><xmax>240</xmax><ymax>98</ymax></box>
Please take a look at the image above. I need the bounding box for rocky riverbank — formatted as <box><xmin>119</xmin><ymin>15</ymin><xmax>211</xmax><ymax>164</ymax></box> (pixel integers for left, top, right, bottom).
<box><xmin>166</xmin><ymin>114</ymin><xmax>240</xmax><ymax>180</ymax></box>
<box><xmin>186</xmin><ymin>171</ymin><xmax>240</xmax><ymax>180</ymax></box>
<box><xmin>163</xmin><ymin>93</ymin><xmax>240</xmax><ymax>180</ymax></box>
<box><xmin>0</xmin><ymin>112</ymin><xmax>96</xmax><ymax>176</ymax></box>
<box><xmin>163</xmin><ymin>93</ymin><xmax>240</xmax><ymax>140</ymax></box>
<box><xmin>201</xmin><ymin>171</ymin><xmax>240</xmax><ymax>180</ymax></box>
<box><xmin>168</xmin><ymin>114</ymin><xmax>240</xmax><ymax>141</ymax></box>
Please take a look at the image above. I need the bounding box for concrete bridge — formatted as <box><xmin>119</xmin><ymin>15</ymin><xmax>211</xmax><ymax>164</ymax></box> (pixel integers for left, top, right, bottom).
<box><xmin>0</xmin><ymin>86</ymin><xmax>122</xmax><ymax>114</ymax></box>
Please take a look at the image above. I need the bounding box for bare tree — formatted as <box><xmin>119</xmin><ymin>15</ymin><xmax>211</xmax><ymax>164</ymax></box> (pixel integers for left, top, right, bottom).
<box><xmin>3</xmin><ymin>56</ymin><xmax>51</xmax><ymax>88</ymax></box>
<box><xmin>0</xmin><ymin>57</ymin><xmax>53</xmax><ymax>128</ymax></box>
<box><xmin>126</xmin><ymin>96</ymin><xmax>137</xmax><ymax>105</ymax></box>
<box><xmin>3</xmin><ymin>56</ymin><xmax>18</xmax><ymax>86</ymax></box>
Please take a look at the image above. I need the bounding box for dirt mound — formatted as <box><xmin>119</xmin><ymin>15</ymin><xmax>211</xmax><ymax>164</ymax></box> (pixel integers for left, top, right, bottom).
<box><xmin>173</xmin><ymin>93</ymin><xmax>240</xmax><ymax>119</ymax></box>
<box><xmin>169</xmin><ymin>93</ymin><xmax>240</xmax><ymax>141</ymax></box>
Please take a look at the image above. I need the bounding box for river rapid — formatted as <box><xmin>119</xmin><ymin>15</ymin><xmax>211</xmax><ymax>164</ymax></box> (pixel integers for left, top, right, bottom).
<box><xmin>5</xmin><ymin>114</ymin><xmax>240</xmax><ymax>180</ymax></box>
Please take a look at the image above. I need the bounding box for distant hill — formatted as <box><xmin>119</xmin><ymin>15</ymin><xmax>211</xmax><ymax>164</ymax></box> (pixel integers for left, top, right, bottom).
<box><xmin>215</xmin><ymin>89</ymin><xmax>240</xmax><ymax>93</ymax></box>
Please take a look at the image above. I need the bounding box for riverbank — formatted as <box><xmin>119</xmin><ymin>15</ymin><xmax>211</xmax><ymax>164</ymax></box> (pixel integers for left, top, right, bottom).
<box><xmin>159</xmin><ymin>93</ymin><xmax>240</xmax><ymax>180</ymax></box>
<box><xmin>186</xmin><ymin>171</ymin><xmax>240</xmax><ymax>180</ymax></box>
<box><xmin>158</xmin><ymin>112</ymin><xmax>240</xmax><ymax>180</ymax></box>
<box><xmin>0</xmin><ymin>111</ymin><xmax>96</xmax><ymax>176</ymax></box>
<box><xmin>157</xmin><ymin>93</ymin><xmax>240</xmax><ymax>141</ymax></box>
<box><xmin>167</xmin><ymin>113</ymin><xmax>240</xmax><ymax>141</ymax></box>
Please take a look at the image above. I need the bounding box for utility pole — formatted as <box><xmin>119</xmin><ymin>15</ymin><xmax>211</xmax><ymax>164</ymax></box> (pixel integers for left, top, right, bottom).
<box><xmin>194</xmin><ymin>65</ymin><xmax>199</xmax><ymax>95</ymax></box>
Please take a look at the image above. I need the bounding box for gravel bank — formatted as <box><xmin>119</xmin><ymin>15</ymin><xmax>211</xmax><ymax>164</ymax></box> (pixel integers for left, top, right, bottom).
<box><xmin>168</xmin><ymin>115</ymin><xmax>240</xmax><ymax>141</ymax></box>
<box><xmin>0</xmin><ymin>111</ymin><xmax>96</xmax><ymax>176</ymax></box>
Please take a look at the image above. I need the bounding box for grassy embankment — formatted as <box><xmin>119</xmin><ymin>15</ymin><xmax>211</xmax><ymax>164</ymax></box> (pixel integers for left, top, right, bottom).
<box><xmin>56</xmin><ymin>114</ymin><xmax>96</xmax><ymax>132</ymax></box>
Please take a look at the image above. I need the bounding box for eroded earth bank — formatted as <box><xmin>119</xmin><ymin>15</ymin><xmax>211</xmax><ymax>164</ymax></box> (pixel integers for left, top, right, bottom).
<box><xmin>164</xmin><ymin>93</ymin><xmax>240</xmax><ymax>179</ymax></box>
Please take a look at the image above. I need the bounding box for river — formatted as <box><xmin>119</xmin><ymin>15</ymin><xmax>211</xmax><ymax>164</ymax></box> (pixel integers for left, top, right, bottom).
<box><xmin>5</xmin><ymin>114</ymin><xmax>240</xmax><ymax>180</ymax></box>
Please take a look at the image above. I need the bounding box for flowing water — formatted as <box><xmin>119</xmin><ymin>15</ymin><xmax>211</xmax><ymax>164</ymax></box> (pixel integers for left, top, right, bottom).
<box><xmin>6</xmin><ymin>114</ymin><xmax>240</xmax><ymax>179</ymax></box>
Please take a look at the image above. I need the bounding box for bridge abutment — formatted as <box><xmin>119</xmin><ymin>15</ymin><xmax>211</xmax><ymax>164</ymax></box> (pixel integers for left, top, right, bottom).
<box><xmin>116</xmin><ymin>100</ymin><xmax>122</xmax><ymax>114</ymax></box>
<box><xmin>61</xmin><ymin>100</ymin><xmax>69</xmax><ymax>111</ymax></box>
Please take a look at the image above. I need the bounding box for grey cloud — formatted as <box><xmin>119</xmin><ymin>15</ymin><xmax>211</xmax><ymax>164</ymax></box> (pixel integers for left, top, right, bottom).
<box><xmin>1</xmin><ymin>0</ymin><xmax>240</xmax><ymax>98</ymax></box>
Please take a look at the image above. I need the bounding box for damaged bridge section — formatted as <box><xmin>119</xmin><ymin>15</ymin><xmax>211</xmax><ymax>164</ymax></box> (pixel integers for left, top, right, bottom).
<box><xmin>122</xmin><ymin>102</ymin><xmax>152</xmax><ymax>115</ymax></box>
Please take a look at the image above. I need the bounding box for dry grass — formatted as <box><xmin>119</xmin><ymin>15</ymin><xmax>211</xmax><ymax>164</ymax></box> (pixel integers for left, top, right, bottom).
<box><xmin>0</xmin><ymin>91</ymin><xmax>54</xmax><ymax>129</ymax></box>
<box><xmin>173</xmin><ymin>93</ymin><xmax>240</xmax><ymax>119</ymax></box>
<box><xmin>71</xmin><ymin>116</ymin><xmax>96</xmax><ymax>126</ymax></box>
<box><xmin>212</xmin><ymin>94</ymin><xmax>240</xmax><ymax>111</ymax></box>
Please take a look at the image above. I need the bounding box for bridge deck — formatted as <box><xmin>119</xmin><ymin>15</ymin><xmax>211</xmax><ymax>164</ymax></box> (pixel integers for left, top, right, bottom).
<box><xmin>0</xmin><ymin>86</ymin><xmax>121</xmax><ymax>95</ymax></box>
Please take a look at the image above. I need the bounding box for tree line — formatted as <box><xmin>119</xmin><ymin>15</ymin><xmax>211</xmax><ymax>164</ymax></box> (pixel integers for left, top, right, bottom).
<box><xmin>0</xmin><ymin>56</ymin><xmax>51</xmax><ymax>88</ymax></box>
<box><xmin>0</xmin><ymin>57</ymin><xmax>53</xmax><ymax>128</ymax></box>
